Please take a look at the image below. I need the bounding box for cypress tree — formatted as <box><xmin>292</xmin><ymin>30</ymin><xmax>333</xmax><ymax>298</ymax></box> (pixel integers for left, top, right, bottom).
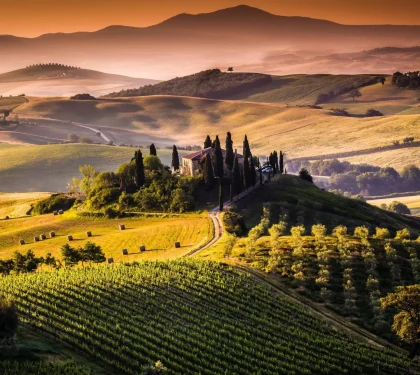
<box><xmin>203</xmin><ymin>153</ymin><xmax>215</xmax><ymax>190</ymax></box>
<box><xmin>149</xmin><ymin>143</ymin><xmax>157</xmax><ymax>156</ymax></box>
<box><xmin>225</xmin><ymin>132</ymin><xmax>234</xmax><ymax>171</ymax></box>
<box><xmin>204</xmin><ymin>135</ymin><xmax>212</xmax><ymax>149</ymax></box>
<box><xmin>171</xmin><ymin>145</ymin><xmax>180</xmax><ymax>171</ymax></box>
<box><xmin>213</xmin><ymin>135</ymin><xmax>224</xmax><ymax>178</ymax></box>
<box><xmin>273</xmin><ymin>151</ymin><xmax>278</xmax><ymax>174</ymax></box>
<box><xmin>232</xmin><ymin>154</ymin><xmax>242</xmax><ymax>195</ymax></box>
<box><xmin>249</xmin><ymin>154</ymin><xmax>257</xmax><ymax>186</ymax></box>
<box><xmin>258</xmin><ymin>157</ymin><xmax>263</xmax><ymax>186</ymax></box>
<box><xmin>134</xmin><ymin>150</ymin><xmax>145</xmax><ymax>188</ymax></box>
<box><xmin>243</xmin><ymin>136</ymin><xmax>250</xmax><ymax>188</ymax></box>
<box><xmin>279</xmin><ymin>151</ymin><xmax>284</xmax><ymax>174</ymax></box>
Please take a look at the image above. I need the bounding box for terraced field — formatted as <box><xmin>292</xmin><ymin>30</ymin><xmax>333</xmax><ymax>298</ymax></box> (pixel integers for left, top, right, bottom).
<box><xmin>0</xmin><ymin>259</ymin><xmax>413</xmax><ymax>375</ymax></box>
<box><xmin>0</xmin><ymin>212</ymin><xmax>212</xmax><ymax>261</ymax></box>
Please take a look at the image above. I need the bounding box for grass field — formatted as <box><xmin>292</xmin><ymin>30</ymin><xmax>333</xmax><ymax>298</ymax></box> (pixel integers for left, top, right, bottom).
<box><xmin>368</xmin><ymin>195</ymin><xmax>420</xmax><ymax>216</ymax></box>
<box><xmin>0</xmin><ymin>192</ymin><xmax>50</xmax><ymax>218</ymax></box>
<box><xmin>0</xmin><ymin>259</ymin><xmax>412</xmax><ymax>375</ymax></box>
<box><xmin>0</xmin><ymin>211</ymin><xmax>211</xmax><ymax>261</ymax></box>
<box><xmin>0</xmin><ymin>96</ymin><xmax>27</xmax><ymax>112</ymax></box>
<box><xmin>0</xmin><ymin>144</ymin><xmax>186</xmax><ymax>192</ymax></box>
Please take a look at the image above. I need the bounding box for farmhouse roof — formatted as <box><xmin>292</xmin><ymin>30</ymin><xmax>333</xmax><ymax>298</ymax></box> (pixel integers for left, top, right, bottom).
<box><xmin>182</xmin><ymin>147</ymin><xmax>243</xmax><ymax>161</ymax></box>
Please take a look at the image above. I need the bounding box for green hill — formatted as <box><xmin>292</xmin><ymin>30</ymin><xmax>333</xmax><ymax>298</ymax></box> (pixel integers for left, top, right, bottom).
<box><xmin>0</xmin><ymin>259</ymin><xmax>412</xmax><ymax>375</ymax></box>
<box><xmin>234</xmin><ymin>174</ymin><xmax>420</xmax><ymax>235</ymax></box>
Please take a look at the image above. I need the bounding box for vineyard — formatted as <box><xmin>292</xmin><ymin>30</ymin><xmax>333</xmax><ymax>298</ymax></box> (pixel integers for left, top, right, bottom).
<box><xmin>0</xmin><ymin>213</ymin><xmax>211</xmax><ymax>261</ymax></box>
<box><xmin>0</xmin><ymin>361</ymin><xmax>88</xmax><ymax>375</ymax></box>
<box><xmin>0</xmin><ymin>259</ymin><xmax>414</xmax><ymax>374</ymax></box>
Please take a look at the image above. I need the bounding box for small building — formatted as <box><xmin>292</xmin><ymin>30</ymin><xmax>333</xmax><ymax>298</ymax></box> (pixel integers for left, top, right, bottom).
<box><xmin>180</xmin><ymin>147</ymin><xmax>244</xmax><ymax>177</ymax></box>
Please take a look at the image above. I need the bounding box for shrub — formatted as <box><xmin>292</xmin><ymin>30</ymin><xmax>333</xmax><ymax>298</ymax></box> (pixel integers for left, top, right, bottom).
<box><xmin>223</xmin><ymin>211</ymin><xmax>246</xmax><ymax>236</ymax></box>
<box><xmin>67</xmin><ymin>133</ymin><xmax>80</xmax><ymax>143</ymax></box>
<box><xmin>0</xmin><ymin>297</ymin><xmax>18</xmax><ymax>339</ymax></box>
<box><xmin>395</xmin><ymin>228</ymin><xmax>410</xmax><ymax>240</ymax></box>
<box><xmin>354</xmin><ymin>226</ymin><xmax>369</xmax><ymax>240</ymax></box>
<box><xmin>311</xmin><ymin>224</ymin><xmax>327</xmax><ymax>238</ymax></box>
<box><xmin>33</xmin><ymin>194</ymin><xmax>76</xmax><ymax>215</ymax></box>
<box><xmin>79</xmin><ymin>137</ymin><xmax>94</xmax><ymax>144</ymax></box>
<box><xmin>374</xmin><ymin>228</ymin><xmax>391</xmax><ymax>239</ymax></box>
<box><xmin>332</xmin><ymin>225</ymin><xmax>347</xmax><ymax>237</ymax></box>
<box><xmin>330</xmin><ymin>108</ymin><xmax>350</xmax><ymax>116</ymax></box>
<box><xmin>365</xmin><ymin>109</ymin><xmax>383</xmax><ymax>117</ymax></box>
<box><xmin>70</xmin><ymin>93</ymin><xmax>96</xmax><ymax>100</ymax></box>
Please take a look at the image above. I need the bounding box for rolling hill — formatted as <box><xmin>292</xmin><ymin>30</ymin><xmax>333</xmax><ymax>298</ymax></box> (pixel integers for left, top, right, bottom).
<box><xmin>1</xmin><ymin>6</ymin><xmax>420</xmax><ymax>78</ymax></box>
<box><xmin>0</xmin><ymin>259</ymin><xmax>413</xmax><ymax>374</ymax></box>
<box><xmin>0</xmin><ymin>64</ymin><xmax>158</xmax><ymax>97</ymax></box>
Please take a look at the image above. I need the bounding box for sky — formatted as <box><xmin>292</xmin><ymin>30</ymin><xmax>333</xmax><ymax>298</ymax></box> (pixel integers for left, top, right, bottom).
<box><xmin>1</xmin><ymin>0</ymin><xmax>420</xmax><ymax>37</ymax></box>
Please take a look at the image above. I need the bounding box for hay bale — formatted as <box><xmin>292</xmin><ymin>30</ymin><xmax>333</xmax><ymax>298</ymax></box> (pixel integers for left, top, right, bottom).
<box><xmin>40</xmin><ymin>234</ymin><xmax>46</xmax><ymax>240</ymax></box>
<box><xmin>119</xmin><ymin>224</ymin><xmax>125</xmax><ymax>230</ymax></box>
<box><xmin>67</xmin><ymin>235</ymin><xmax>73</xmax><ymax>241</ymax></box>
<box><xmin>86</xmin><ymin>231</ymin><xmax>92</xmax><ymax>237</ymax></box>
<box><xmin>19</xmin><ymin>239</ymin><xmax>25</xmax><ymax>245</ymax></box>
<box><xmin>53</xmin><ymin>211</ymin><xmax>58</xmax><ymax>216</ymax></box>
<box><xmin>140</xmin><ymin>245</ymin><xmax>146</xmax><ymax>252</ymax></box>
<box><xmin>107</xmin><ymin>258</ymin><xmax>114</xmax><ymax>264</ymax></box>
<box><xmin>122</xmin><ymin>249</ymin><xmax>128</xmax><ymax>255</ymax></box>
<box><xmin>34</xmin><ymin>236</ymin><xmax>39</xmax><ymax>242</ymax></box>
<box><xmin>5</xmin><ymin>216</ymin><xmax>9</xmax><ymax>220</ymax></box>
<box><xmin>50</xmin><ymin>231</ymin><xmax>55</xmax><ymax>238</ymax></box>
<box><xmin>59</xmin><ymin>209</ymin><xmax>64</xmax><ymax>215</ymax></box>
<box><xmin>175</xmin><ymin>241</ymin><xmax>181</xmax><ymax>248</ymax></box>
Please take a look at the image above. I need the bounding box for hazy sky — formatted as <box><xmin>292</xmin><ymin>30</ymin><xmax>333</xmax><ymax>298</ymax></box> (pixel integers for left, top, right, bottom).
<box><xmin>2</xmin><ymin>0</ymin><xmax>420</xmax><ymax>37</ymax></box>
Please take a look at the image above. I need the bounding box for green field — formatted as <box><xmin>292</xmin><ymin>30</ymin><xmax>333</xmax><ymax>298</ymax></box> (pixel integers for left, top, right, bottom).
<box><xmin>0</xmin><ymin>211</ymin><xmax>211</xmax><ymax>261</ymax></box>
<box><xmin>0</xmin><ymin>144</ymin><xmax>185</xmax><ymax>192</ymax></box>
<box><xmin>0</xmin><ymin>259</ymin><xmax>412</xmax><ymax>375</ymax></box>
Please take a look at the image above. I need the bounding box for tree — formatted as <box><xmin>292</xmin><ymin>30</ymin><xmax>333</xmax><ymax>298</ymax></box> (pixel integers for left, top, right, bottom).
<box><xmin>203</xmin><ymin>153</ymin><xmax>215</xmax><ymax>190</ymax></box>
<box><xmin>231</xmin><ymin>154</ymin><xmax>241</xmax><ymax>196</ymax></box>
<box><xmin>388</xmin><ymin>201</ymin><xmax>411</xmax><ymax>215</ymax></box>
<box><xmin>349</xmin><ymin>89</ymin><xmax>362</xmax><ymax>101</ymax></box>
<box><xmin>171</xmin><ymin>145</ymin><xmax>180</xmax><ymax>171</ymax></box>
<box><xmin>144</xmin><ymin>155</ymin><xmax>164</xmax><ymax>172</ymax></box>
<box><xmin>134</xmin><ymin>150</ymin><xmax>146</xmax><ymax>188</ymax></box>
<box><xmin>0</xmin><ymin>297</ymin><xmax>18</xmax><ymax>340</ymax></box>
<box><xmin>227</xmin><ymin>67</ymin><xmax>233</xmax><ymax>72</ymax></box>
<box><xmin>67</xmin><ymin>133</ymin><xmax>80</xmax><ymax>143</ymax></box>
<box><xmin>61</xmin><ymin>244</ymin><xmax>80</xmax><ymax>268</ymax></box>
<box><xmin>299</xmin><ymin>168</ymin><xmax>313</xmax><ymax>183</ymax></box>
<box><xmin>80</xmin><ymin>242</ymin><xmax>106</xmax><ymax>267</ymax></box>
<box><xmin>249</xmin><ymin>153</ymin><xmax>257</xmax><ymax>186</ymax></box>
<box><xmin>12</xmin><ymin>250</ymin><xmax>42</xmax><ymax>273</ymax></box>
<box><xmin>279</xmin><ymin>151</ymin><xmax>284</xmax><ymax>174</ymax></box>
<box><xmin>77</xmin><ymin>165</ymin><xmax>99</xmax><ymax>196</ymax></box>
<box><xmin>149</xmin><ymin>144</ymin><xmax>157</xmax><ymax>156</ymax></box>
<box><xmin>225</xmin><ymin>132</ymin><xmax>234</xmax><ymax>171</ymax></box>
<box><xmin>1</xmin><ymin>110</ymin><xmax>10</xmax><ymax>121</ymax></box>
<box><xmin>213</xmin><ymin>135</ymin><xmax>224</xmax><ymax>178</ymax></box>
<box><xmin>381</xmin><ymin>285</ymin><xmax>420</xmax><ymax>359</ymax></box>
<box><xmin>219</xmin><ymin>178</ymin><xmax>224</xmax><ymax>212</ymax></box>
<box><xmin>204</xmin><ymin>135</ymin><xmax>212</xmax><ymax>149</ymax></box>
<box><xmin>243</xmin><ymin>135</ymin><xmax>250</xmax><ymax>188</ymax></box>
<box><xmin>380</xmin><ymin>77</ymin><xmax>386</xmax><ymax>85</ymax></box>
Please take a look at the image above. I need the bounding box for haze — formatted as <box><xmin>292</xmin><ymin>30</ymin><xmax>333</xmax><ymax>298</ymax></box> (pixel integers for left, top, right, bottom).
<box><xmin>1</xmin><ymin>0</ymin><xmax>420</xmax><ymax>37</ymax></box>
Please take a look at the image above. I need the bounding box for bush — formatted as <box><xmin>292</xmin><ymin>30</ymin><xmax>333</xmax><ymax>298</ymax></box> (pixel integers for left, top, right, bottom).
<box><xmin>374</xmin><ymin>227</ymin><xmax>390</xmax><ymax>239</ymax></box>
<box><xmin>88</xmin><ymin>188</ymin><xmax>121</xmax><ymax>210</ymax></box>
<box><xmin>33</xmin><ymin>194</ymin><xmax>76</xmax><ymax>215</ymax></box>
<box><xmin>330</xmin><ymin>108</ymin><xmax>350</xmax><ymax>116</ymax></box>
<box><xmin>223</xmin><ymin>211</ymin><xmax>247</xmax><ymax>236</ymax></box>
<box><xmin>79</xmin><ymin>137</ymin><xmax>94</xmax><ymax>144</ymax></box>
<box><xmin>70</xmin><ymin>93</ymin><xmax>96</xmax><ymax>100</ymax></box>
<box><xmin>365</xmin><ymin>109</ymin><xmax>383</xmax><ymax>117</ymax></box>
<box><xmin>0</xmin><ymin>297</ymin><xmax>18</xmax><ymax>339</ymax></box>
<box><xmin>387</xmin><ymin>201</ymin><xmax>411</xmax><ymax>215</ymax></box>
<box><xmin>395</xmin><ymin>228</ymin><xmax>410</xmax><ymax>240</ymax></box>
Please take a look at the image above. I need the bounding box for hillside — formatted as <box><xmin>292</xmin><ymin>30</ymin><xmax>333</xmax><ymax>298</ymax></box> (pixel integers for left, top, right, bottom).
<box><xmin>106</xmin><ymin>69</ymin><xmax>272</xmax><ymax>99</ymax></box>
<box><xmin>233</xmin><ymin>175</ymin><xmax>420</xmax><ymax>235</ymax></box>
<box><xmin>0</xmin><ymin>144</ymin><xmax>187</xmax><ymax>192</ymax></box>
<box><xmin>0</xmin><ymin>259</ymin><xmax>412</xmax><ymax>374</ymax></box>
<box><xmin>0</xmin><ymin>64</ymin><xmax>158</xmax><ymax>97</ymax></box>
<box><xmin>2</xmin><ymin>6</ymin><xmax>420</xmax><ymax>79</ymax></box>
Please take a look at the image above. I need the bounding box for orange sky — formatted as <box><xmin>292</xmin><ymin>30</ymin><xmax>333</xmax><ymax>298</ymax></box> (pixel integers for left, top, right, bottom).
<box><xmin>2</xmin><ymin>0</ymin><xmax>420</xmax><ymax>37</ymax></box>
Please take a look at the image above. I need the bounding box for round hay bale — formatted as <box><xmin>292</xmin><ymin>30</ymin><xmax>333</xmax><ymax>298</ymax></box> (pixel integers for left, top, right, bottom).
<box><xmin>107</xmin><ymin>258</ymin><xmax>114</xmax><ymax>264</ymax></box>
<box><xmin>86</xmin><ymin>231</ymin><xmax>92</xmax><ymax>237</ymax></box>
<box><xmin>140</xmin><ymin>245</ymin><xmax>146</xmax><ymax>252</ymax></box>
<box><xmin>40</xmin><ymin>234</ymin><xmax>46</xmax><ymax>240</ymax></box>
<box><xmin>19</xmin><ymin>239</ymin><xmax>25</xmax><ymax>245</ymax></box>
<box><xmin>50</xmin><ymin>231</ymin><xmax>55</xmax><ymax>238</ymax></box>
<box><xmin>122</xmin><ymin>249</ymin><xmax>128</xmax><ymax>255</ymax></box>
<box><xmin>34</xmin><ymin>236</ymin><xmax>39</xmax><ymax>242</ymax></box>
<box><xmin>67</xmin><ymin>235</ymin><xmax>73</xmax><ymax>241</ymax></box>
<box><xmin>119</xmin><ymin>224</ymin><xmax>125</xmax><ymax>230</ymax></box>
<box><xmin>5</xmin><ymin>216</ymin><xmax>9</xmax><ymax>220</ymax></box>
<box><xmin>59</xmin><ymin>209</ymin><xmax>64</xmax><ymax>215</ymax></box>
<box><xmin>53</xmin><ymin>211</ymin><xmax>58</xmax><ymax>216</ymax></box>
<box><xmin>175</xmin><ymin>241</ymin><xmax>181</xmax><ymax>248</ymax></box>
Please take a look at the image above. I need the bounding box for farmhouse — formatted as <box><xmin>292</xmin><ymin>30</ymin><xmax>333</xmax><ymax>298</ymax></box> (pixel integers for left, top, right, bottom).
<box><xmin>180</xmin><ymin>147</ymin><xmax>244</xmax><ymax>177</ymax></box>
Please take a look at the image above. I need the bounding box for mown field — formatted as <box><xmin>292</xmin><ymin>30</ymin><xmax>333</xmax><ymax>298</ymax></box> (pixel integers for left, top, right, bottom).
<box><xmin>0</xmin><ymin>212</ymin><xmax>212</xmax><ymax>261</ymax></box>
<box><xmin>0</xmin><ymin>192</ymin><xmax>50</xmax><ymax>218</ymax></box>
<box><xmin>0</xmin><ymin>144</ymin><xmax>185</xmax><ymax>192</ymax></box>
<box><xmin>0</xmin><ymin>259</ymin><xmax>413</xmax><ymax>375</ymax></box>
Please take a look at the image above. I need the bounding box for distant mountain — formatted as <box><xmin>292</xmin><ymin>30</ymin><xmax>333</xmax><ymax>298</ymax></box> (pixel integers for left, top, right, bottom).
<box><xmin>106</xmin><ymin>69</ymin><xmax>272</xmax><ymax>99</ymax></box>
<box><xmin>0</xmin><ymin>64</ymin><xmax>159</xmax><ymax>96</ymax></box>
<box><xmin>2</xmin><ymin>5</ymin><xmax>420</xmax><ymax>79</ymax></box>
